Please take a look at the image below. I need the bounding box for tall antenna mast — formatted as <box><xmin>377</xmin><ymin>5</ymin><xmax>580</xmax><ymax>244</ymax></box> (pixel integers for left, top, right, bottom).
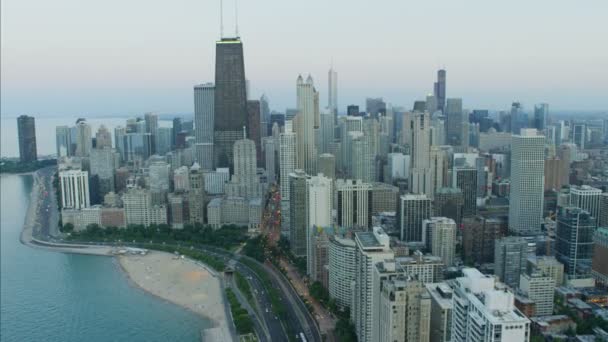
<box><xmin>220</xmin><ymin>0</ymin><xmax>224</xmax><ymax>38</ymax></box>
<box><xmin>235</xmin><ymin>0</ymin><xmax>239</xmax><ymax>37</ymax></box>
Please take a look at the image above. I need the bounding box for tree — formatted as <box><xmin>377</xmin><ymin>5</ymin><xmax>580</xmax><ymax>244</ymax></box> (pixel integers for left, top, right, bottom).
<box><xmin>60</xmin><ymin>223</ymin><xmax>74</xmax><ymax>233</ymax></box>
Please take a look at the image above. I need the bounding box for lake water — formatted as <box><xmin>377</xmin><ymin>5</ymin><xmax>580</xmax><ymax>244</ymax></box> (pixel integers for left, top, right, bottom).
<box><xmin>0</xmin><ymin>174</ymin><xmax>210</xmax><ymax>341</ymax></box>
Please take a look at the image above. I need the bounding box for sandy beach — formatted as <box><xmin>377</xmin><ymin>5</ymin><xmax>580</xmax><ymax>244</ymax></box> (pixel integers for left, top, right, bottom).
<box><xmin>118</xmin><ymin>251</ymin><xmax>233</xmax><ymax>342</ymax></box>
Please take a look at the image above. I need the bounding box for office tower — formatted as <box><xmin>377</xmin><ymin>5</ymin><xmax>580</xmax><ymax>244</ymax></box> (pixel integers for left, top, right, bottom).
<box><xmin>425</xmin><ymin>282</ymin><xmax>453</xmax><ymax>342</ymax></box>
<box><xmin>55</xmin><ymin>125</ymin><xmax>71</xmax><ymax>157</ymax></box>
<box><xmin>123</xmin><ymin>188</ymin><xmax>167</xmax><ymax>225</ymax></box>
<box><xmin>279</xmin><ymin>124</ymin><xmax>297</xmax><ymax>232</ymax></box>
<box><xmin>230</xmin><ymin>137</ymin><xmax>260</xmax><ymax>198</ymax></box>
<box><xmin>509</xmin><ymin>129</ymin><xmax>545</xmax><ymax>235</ymax></box>
<box><xmin>519</xmin><ymin>271</ymin><xmax>555</xmax><ymax>316</ymax></box>
<box><xmin>335</xmin><ymin>179</ymin><xmax>372</xmax><ymax>229</ymax></box>
<box><xmin>328</xmin><ymin>234</ymin><xmax>357</xmax><ymax>309</ymax></box>
<box><xmin>194</xmin><ymin>83</ymin><xmax>215</xmax><ymax>145</ymax></box>
<box><xmin>445</xmin><ymin>98</ymin><xmax>463</xmax><ymax>146</ymax></box>
<box><xmin>263</xmin><ymin>138</ymin><xmax>276</xmax><ymax>183</ymax></box>
<box><xmin>318</xmin><ymin>153</ymin><xmax>335</xmax><ymax>180</ymax></box>
<box><xmin>592</xmin><ymin>228</ymin><xmax>608</xmax><ymax>286</ymax></box>
<box><xmin>433</xmin><ymin>69</ymin><xmax>446</xmax><ymax>112</ymax></box>
<box><xmin>352</xmin><ymin>227</ymin><xmax>394</xmax><ymax>342</ymax></box>
<box><xmin>154</xmin><ymin>127</ymin><xmax>172</xmax><ymax>156</ymax></box>
<box><xmin>346</xmin><ymin>105</ymin><xmax>360</xmax><ymax>117</ymax></box>
<box><xmin>601</xmin><ymin>194</ymin><xmax>608</xmax><ymax>227</ymax></box>
<box><xmin>188</xmin><ymin>163</ymin><xmax>206</xmax><ymax>224</ymax></box>
<box><xmin>527</xmin><ymin>256</ymin><xmax>564</xmax><ymax>287</ymax></box>
<box><xmin>149</xmin><ymin>161</ymin><xmax>170</xmax><ymax>204</ymax></box>
<box><xmin>378</xmin><ymin>278</ymin><xmax>431</xmax><ymax>342</ymax></box>
<box><xmin>328</xmin><ymin>67</ymin><xmax>338</xmax><ymax>122</ymax></box>
<box><xmin>494</xmin><ymin>236</ymin><xmax>529</xmax><ymax>288</ymax></box>
<box><xmin>90</xmin><ymin>148</ymin><xmax>116</xmax><ymax>196</ymax></box>
<box><xmin>510</xmin><ymin>102</ymin><xmax>528</xmax><ymax>134</ymax></box>
<box><xmin>533</xmin><ymin>103</ymin><xmax>549</xmax><ymax>132</ymax></box>
<box><xmin>260</xmin><ymin>94</ymin><xmax>270</xmax><ymax>136</ymax></box>
<box><xmin>569</xmin><ymin>185</ymin><xmax>602</xmax><ymax>225</ymax></box>
<box><xmin>171</xmin><ymin>117</ymin><xmax>182</xmax><ymax>148</ymax></box>
<box><xmin>426</xmin><ymin>94</ymin><xmax>438</xmax><ymax>114</ymax></box>
<box><xmin>572</xmin><ymin>123</ymin><xmax>586</xmax><ymax>149</ymax></box>
<box><xmin>452</xmin><ymin>166</ymin><xmax>477</xmax><ymax>217</ymax></box>
<box><xmin>409</xmin><ymin>111</ymin><xmax>435</xmax><ymax>197</ymax></box>
<box><xmin>370</xmin><ymin>182</ymin><xmax>399</xmax><ymax>215</ymax></box>
<box><xmin>451</xmin><ymin>269</ymin><xmax>531</xmax><ymax>342</ymax></box>
<box><xmin>144</xmin><ymin>111</ymin><xmax>158</xmax><ymax>133</ymax></box>
<box><xmin>94</xmin><ymin>125</ymin><xmax>112</xmax><ymax>149</ymax></box>
<box><xmin>350</xmin><ymin>133</ymin><xmax>374</xmax><ymax>182</ymax></box>
<box><xmin>386</xmin><ymin>152</ymin><xmax>410</xmax><ymax>183</ymax></box>
<box><xmin>399</xmin><ymin>194</ymin><xmax>432</xmax><ymax>242</ymax></box>
<box><xmin>366</xmin><ymin>97</ymin><xmax>386</xmax><ymax>118</ymax></box>
<box><xmin>289</xmin><ymin>170</ymin><xmax>308</xmax><ymax>257</ymax></box>
<box><xmin>462</xmin><ymin>216</ymin><xmax>506</xmax><ymax>265</ymax></box>
<box><xmin>306</xmin><ymin>174</ymin><xmax>333</xmax><ymax>275</ymax></box>
<box><xmin>434</xmin><ymin>187</ymin><xmax>464</xmax><ymax>226</ymax></box>
<box><xmin>214</xmin><ymin>37</ymin><xmax>248</xmax><ymax>169</ymax></box>
<box><xmin>295</xmin><ymin>75</ymin><xmax>318</xmax><ymax>174</ymax></box>
<box><xmin>74</xmin><ymin>119</ymin><xmax>92</xmax><ymax>157</ymax></box>
<box><xmin>246</xmin><ymin>100</ymin><xmax>262</xmax><ymax>164</ymax></box>
<box><xmin>17</xmin><ymin>115</ymin><xmax>38</xmax><ymax>162</ymax></box>
<box><xmin>319</xmin><ymin>112</ymin><xmax>335</xmax><ymax>154</ymax></box>
<box><xmin>556</xmin><ymin>207</ymin><xmax>596</xmax><ymax>279</ymax></box>
<box><xmin>423</xmin><ymin>217</ymin><xmax>456</xmax><ymax>267</ymax></box>
<box><xmin>59</xmin><ymin>170</ymin><xmax>90</xmax><ymax>209</ymax></box>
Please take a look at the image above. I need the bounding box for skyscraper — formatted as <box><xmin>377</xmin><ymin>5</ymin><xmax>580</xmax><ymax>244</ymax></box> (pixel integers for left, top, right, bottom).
<box><xmin>59</xmin><ymin>170</ymin><xmax>90</xmax><ymax>210</ymax></box>
<box><xmin>445</xmin><ymin>98</ymin><xmax>463</xmax><ymax>146</ymax></box>
<box><xmin>399</xmin><ymin>194</ymin><xmax>432</xmax><ymax>242</ymax></box>
<box><xmin>494</xmin><ymin>236</ymin><xmax>528</xmax><ymax>288</ymax></box>
<box><xmin>95</xmin><ymin>125</ymin><xmax>112</xmax><ymax>149</ymax></box>
<box><xmin>556</xmin><ymin>206</ymin><xmax>596</xmax><ymax>280</ymax></box>
<box><xmin>452</xmin><ymin>167</ymin><xmax>478</xmax><ymax>217</ymax></box>
<box><xmin>295</xmin><ymin>75</ymin><xmax>318</xmax><ymax>174</ymax></box>
<box><xmin>279</xmin><ymin>123</ymin><xmax>297</xmax><ymax>233</ymax></box>
<box><xmin>409</xmin><ymin>111</ymin><xmax>434</xmax><ymax>197</ymax></box>
<box><xmin>74</xmin><ymin>119</ymin><xmax>92</xmax><ymax>157</ymax></box>
<box><xmin>433</xmin><ymin>69</ymin><xmax>446</xmax><ymax>112</ymax></box>
<box><xmin>335</xmin><ymin>179</ymin><xmax>372</xmax><ymax>229</ymax></box>
<box><xmin>533</xmin><ymin>103</ymin><xmax>549</xmax><ymax>132</ymax></box>
<box><xmin>328</xmin><ymin>66</ymin><xmax>338</xmax><ymax>122</ymax></box>
<box><xmin>424</xmin><ymin>217</ymin><xmax>456</xmax><ymax>267</ymax></box>
<box><xmin>214</xmin><ymin>37</ymin><xmax>248</xmax><ymax>169</ymax></box>
<box><xmin>17</xmin><ymin>115</ymin><xmax>37</xmax><ymax>162</ymax></box>
<box><xmin>509</xmin><ymin>129</ymin><xmax>545</xmax><ymax>235</ymax></box>
<box><xmin>194</xmin><ymin>83</ymin><xmax>215</xmax><ymax>144</ymax></box>
<box><xmin>569</xmin><ymin>185</ymin><xmax>602</xmax><ymax>226</ymax></box>
<box><xmin>55</xmin><ymin>125</ymin><xmax>71</xmax><ymax>157</ymax></box>
<box><xmin>289</xmin><ymin>170</ymin><xmax>309</xmax><ymax>257</ymax></box>
<box><xmin>366</xmin><ymin>97</ymin><xmax>386</xmax><ymax>118</ymax></box>
<box><xmin>246</xmin><ymin>100</ymin><xmax>262</xmax><ymax>164</ymax></box>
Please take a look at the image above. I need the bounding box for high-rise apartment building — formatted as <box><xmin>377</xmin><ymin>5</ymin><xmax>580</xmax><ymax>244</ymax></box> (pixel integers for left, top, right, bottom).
<box><xmin>17</xmin><ymin>115</ymin><xmax>37</xmax><ymax>162</ymax></box>
<box><xmin>434</xmin><ymin>187</ymin><xmax>464</xmax><ymax>226</ymax></box>
<box><xmin>425</xmin><ymin>282</ymin><xmax>453</xmax><ymax>342</ymax></box>
<box><xmin>335</xmin><ymin>179</ymin><xmax>372</xmax><ymax>229</ymax></box>
<box><xmin>494</xmin><ymin>236</ymin><xmax>529</xmax><ymax>288</ymax></box>
<box><xmin>462</xmin><ymin>216</ymin><xmax>506</xmax><ymax>265</ymax></box>
<box><xmin>452</xmin><ymin>166</ymin><xmax>477</xmax><ymax>217</ymax></box>
<box><xmin>55</xmin><ymin>125</ymin><xmax>71</xmax><ymax>157</ymax></box>
<box><xmin>399</xmin><ymin>194</ymin><xmax>432</xmax><ymax>242</ymax></box>
<box><xmin>279</xmin><ymin>123</ymin><xmax>297</xmax><ymax>233</ymax></box>
<box><xmin>306</xmin><ymin>174</ymin><xmax>332</xmax><ymax>275</ymax></box>
<box><xmin>289</xmin><ymin>170</ymin><xmax>308</xmax><ymax>257</ymax></box>
<box><xmin>214</xmin><ymin>37</ymin><xmax>248</xmax><ymax>169</ymax></box>
<box><xmin>433</xmin><ymin>69</ymin><xmax>446</xmax><ymax>112</ymax></box>
<box><xmin>451</xmin><ymin>268</ymin><xmax>531</xmax><ymax>342</ymax></box>
<box><xmin>188</xmin><ymin>163</ymin><xmax>206</xmax><ymax>224</ymax></box>
<box><xmin>556</xmin><ymin>206</ymin><xmax>596</xmax><ymax>279</ymax></box>
<box><xmin>74</xmin><ymin>119</ymin><xmax>92</xmax><ymax>157</ymax></box>
<box><xmin>295</xmin><ymin>75</ymin><xmax>319</xmax><ymax>175</ymax></box>
<box><xmin>352</xmin><ymin>227</ymin><xmax>394</xmax><ymax>342</ymax></box>
<box><xmin>123</xmin><ymin>188</ymin><xmax>167</xmax><ymax>226</ymax></box>
<box><xmin>59</xmin><ymin>170</ymin><xmax>90</xmax><ymax>210</ymax></box>
<box><xmin>519</xmin><ymin>271</ymin><xmax>555</xmax><ymax>316</ymax></box>
<box><xmin>423</xmin><ymin>217</ymin><xmax>457</xmax><ymax>267</ymax></box>
<box><xmin>328</xmin><ymin>234</ymin><xmax>357</xmax><ymax>310</ymax></box>
<box><xmin>409</xmin><ymin>111</ymin><xmax>436</xmax><ymax>197</ymax></box>
<box><xmin>89</xmin><ymin>148</ymin><xmax>116</xmax><ymax>196</ymax></box>
<box><xmin>509</xmin><ymin>129</ymin><xmax>545</xmax><ymax>235</ymax></box>
<box><xmin>527</xmin><ymin>256</ymin><xmax>564</xmax><ymax>287</ymax></box>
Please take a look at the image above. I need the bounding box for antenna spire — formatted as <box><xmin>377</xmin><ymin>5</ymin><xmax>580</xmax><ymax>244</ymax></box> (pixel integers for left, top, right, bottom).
<box><xmin>220</xmin><ymin>0</ymin><xmax>224</xmax><ymax>38</ymax></box>
<box><xmin>235</xmin><ymin>0</ymin><xmax>239</xmax><ymax>37</ymax></box>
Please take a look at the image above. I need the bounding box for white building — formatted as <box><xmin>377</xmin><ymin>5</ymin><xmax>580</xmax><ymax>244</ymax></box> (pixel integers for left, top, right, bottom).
<box><xmin>59</xmin><ymin>169</ymin><xmax>90</xmax><ymax>209</ymax></box>
<box><xmin>352</xmin><ymin>227</ymin><xmax>394</xmax><ymax>342</ymax></box>
<box><xmin>123</xmin><ymin>188</ymin><xmax>167</xmax><ymax>226</ymax></box>
<box><xmin>295</xmin><ymin>75</ymin><xmax>318</xmax><ymax>174</ymax></box>
<box><xmin>423</xmin><ymin>217</ymin><xmax>457</xmax><ymax>267</ymax></box>
<box><xmin>451</xmin><ymin>268</ymin><xmax>531</xmax><ymax>342</ymax></box>
<box><xmin>306</xmin><ymin>174</ymin><xmax>333</xmax><ymax>276</ymax></box>
<box><xmin>519</xmin><ymin>271</ymin><xmax>555</xmax><ymax>316</ymax></box>
<box><xmin>509</xmin><ymin>129</ymin><xmax>545</xmax><ymax>235</ymax></box>
<box><xmin>335</xmin><ymin>179</ymin><xmax>372</xmax><ymax>229</ymax></box>
<box><xmin>173</xmin><ymin>166</ymin><xmax>190</xmax><ymax>191</ymax></box>
<box><xmin>204</xmin><ymin>168</ymin><xmax>230</xmax><ymax>195</ymax></box>
<box><xmin>328</xmin><ymin>234</ymin><xmax>357</xmax><ymax>310</ymax></box>
<box><xmin>569</xmin><ymin>185</ymin><xmax>602</xmax><ymax>225</ymax></box>
<box><xmin>386</xmin><ymin>152</ymin><xmax>410</xmax><ymax>183</ymax></box>
<box><xmin>410</xmin><ymin>111</ymin><xmax>435</xmax><ymax>198</ymax></box>
<box><xmin>279</xmin><ymin>123</ymin><xmax>297</xmax><ymax>233</ymax></box>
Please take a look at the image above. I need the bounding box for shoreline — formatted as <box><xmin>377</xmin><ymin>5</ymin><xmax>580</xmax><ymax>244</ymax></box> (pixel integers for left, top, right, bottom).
<box><xmin>18</xmin><ymin>169</ymin><xmax>235</xmax><ymax>342</ymax></box>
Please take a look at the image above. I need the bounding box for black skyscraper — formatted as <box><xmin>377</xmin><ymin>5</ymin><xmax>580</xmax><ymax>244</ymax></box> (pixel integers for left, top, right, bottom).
<box><xmin>17</xmin><ymin>115</ymin><xmax>37</xmax><ymax>162</ymax></box>
<box><xmin>214</xmin><ymin>37</ymin><xmax>248</xmax><ymax>169</ymax></box>
<box><xmin>433</xmin><ymin>69</ymin><xmax>446</xmax><ymax>112</ymax></box>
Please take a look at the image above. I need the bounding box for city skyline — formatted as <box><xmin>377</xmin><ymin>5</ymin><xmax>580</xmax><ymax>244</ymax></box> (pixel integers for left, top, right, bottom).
<box><xmin>2</xmin><ymin>0</ymin><xmax>608</xmax><ymax>117</ymax></box>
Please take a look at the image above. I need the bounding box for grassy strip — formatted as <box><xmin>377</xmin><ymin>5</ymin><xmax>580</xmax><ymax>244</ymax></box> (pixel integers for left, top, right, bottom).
<box><xmin>235</xmin><ymin>272</ymin><xmax>254</xmax><ymax>304</ymax></box>
<box><xmin>226</xmin><ymin>288</ymin><xmax>254</xmax><ymax>335</ymax></box>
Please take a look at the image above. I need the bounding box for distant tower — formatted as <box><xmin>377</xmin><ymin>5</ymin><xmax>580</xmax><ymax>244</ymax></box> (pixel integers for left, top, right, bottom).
<box><xmin>445</xmin><ymin>98</ymin><xmax>463</xmax><ymax>146</ymax></box>
<box><xmin>328</xmin><ymin>66</ymin><xmax>338</xmax><ymax>123</ymax></box>
<box><xmin>295</xmin><ymin>75</ymin><xmax>318</xmax><ymax>174</ymax></box>
<box><xmin>279</xmin><ymin>123</ymin><xmax>297</xmax><ymax>233</ymax></box>
<box><xmin>509</xmin><ymin>129</ymin><xmax>545</xmax><ymax>235</ymax></box>
<box><xmin>17</xmin><ymin>115</ymin><xmax>37</xmax><ymax>162</ymax></box>
<box><xmin>74</xmin><ymin>119</ymin><xmax>92</xmax><ymax>157</ymax></box>
<box><xmin>409</xmin><ymin>111</ymin><xmax>434</xmax><ymax>197</ymax></box>
<box><xmin>194</xmin><ymin>83</ymin><xmax>215</xmax><ymax>144</ymax></box>
<box><xmin>214</xmin><ymin>36</ymin><xmax>248</xmax><ymax>170</ymax></box>
<box><xmin>433</xmin><ymin>69</ymin><xmax>446</xmax><ymax>112</ymax></box>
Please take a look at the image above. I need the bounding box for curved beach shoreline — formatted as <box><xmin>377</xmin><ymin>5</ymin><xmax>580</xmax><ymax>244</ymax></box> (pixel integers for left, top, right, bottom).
<box><xmin>18</xmin><ymin>169</ymin><xmax>234</xmax><ymax>341</ymax></box>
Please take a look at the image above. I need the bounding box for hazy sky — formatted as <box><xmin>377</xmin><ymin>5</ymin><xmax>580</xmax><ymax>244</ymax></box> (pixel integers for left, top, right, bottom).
<box><xmin>2</xmin><ymin>0</ymin><xmax>607</xmax><ymax>117</ymax></box>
